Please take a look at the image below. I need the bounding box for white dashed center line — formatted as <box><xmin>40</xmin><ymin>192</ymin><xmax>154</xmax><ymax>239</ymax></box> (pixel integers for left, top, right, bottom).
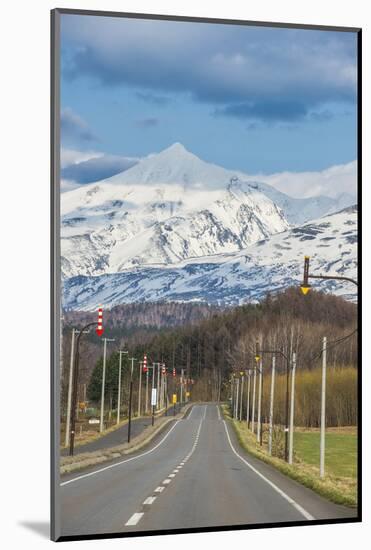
<box><xmin>143</xmin><ymin>496</ymin><xmax>157</xmax><ymax>505</ymax></box>
<box><xmin>125</xmin><ymin>512</ymin><xmax>144</xmax><ymax>526</ymax></box>
<box><xmin>124</xmin><ymin>405</ymin><xmax>206</xmax><ymax>528</ymax></box>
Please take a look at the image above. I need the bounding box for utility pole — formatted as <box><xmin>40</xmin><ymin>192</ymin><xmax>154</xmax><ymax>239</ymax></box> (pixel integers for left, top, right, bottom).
<box><xmin>251</xmin><ymin>367</ymin><xmax>257</xmax><ymax>432</ymax></box>
<box><xmin>235</xmin><ymin>378</ymin><xmax>240</xmax><ymax>420</ymax></box>
<box><xmin>65</xmin><ymin>328</ymin><xmax>91</xmax><ymax>447</ymax></box>
<box><xmin>180</xmin><ymin>368</ymin><xmax>184</xmax><ymax>404</ymax></box>
<box><xmin>230</xmin><ymin>377</ymin><xmax>234</xmax><ymax>416</ymax></box>
<box><xmin>65</xmin><ymin>328</ymin><xmax>76</xmax><ymax>447</ymax></box>
<box><xmin>156</xmin><ymin>363</ymin><xmax>160</xmax><ymax>409</ymax></box>
<box><xmin>257</xmin><ymin>358</ymin><xmax>263</xmax><ymax>443</ymax></box>
<box><xmin>100</xmin><ymin>337</ymin><xmax>115</xmax><ymax>433</ymax></box>
<box><xmin>268</xmin><ymin>355</ymin><xmax>276</xmax><ymax>456</ymax></box>
<box><xmin>246</xmin><ymin>370</ymin><xmax>251</xmax><ymax>427</ymax></box>
<box><xmin>288</xmin><ymin>352</ymin><xmax>297</xmax><ymax>464</ymax></box>
<box><xmin>127</xmin><ymin>357</ymin><xmax>136</xmax><ymax>443</ymax></box>
<box><xmin>152</xmin><ymin>363</ymin><xmax>156</xmax><ymax>425</ymax></box>
<box><xmin>320</xmin><ymin>337</ymin><xmax>327</xmax><ymax>478</ymax></box>
<box><xmin>239</xmin><ymin>373</ymin><xmax>244</xmax><ymax>421</ymax></box>
<box><xmin>145</xmin><ymin>368</ymin><xmax>149</xmax><ymax>414</ymax></box>
<box><xmin>117</xmin><ymin>350</ymin><xmax>128</xmax><ymax>425</ymax></box>
<box><xmin>138</xmin><ymin>361</ymin><xmax>143</xmax><ymax>417</ymax></box>
<box><xmin>164</xmin><ymin>373</ymin><xmax>168</xmax><ymax>414</ymax></box>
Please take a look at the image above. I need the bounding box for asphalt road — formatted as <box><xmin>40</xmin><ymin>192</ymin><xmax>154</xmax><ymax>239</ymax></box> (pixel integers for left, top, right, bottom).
<box><xmin>60</xmin><ymin>404</ymin><xmax>356</xmax><ymax>537</ymax></box>
<box><xmin>61</xmin><ymin>404</ymin><xmax>185</xmax><ymax>456</ymax></box>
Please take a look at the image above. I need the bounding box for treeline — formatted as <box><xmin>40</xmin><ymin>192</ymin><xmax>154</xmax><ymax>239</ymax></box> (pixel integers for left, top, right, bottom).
<box><xmin>251</xmin><ymin>367</ymin><xmax>357</xmax><ymax>427</ymax></box>
<box><xmin>60</xmin><ymin>288</ymin><xmax>358</xmax><ymax>425</ymax></box>
<box><xmin>64</xmin><ymin>301</ymin><xmax>222</xmax><ymax>330</ymax></box>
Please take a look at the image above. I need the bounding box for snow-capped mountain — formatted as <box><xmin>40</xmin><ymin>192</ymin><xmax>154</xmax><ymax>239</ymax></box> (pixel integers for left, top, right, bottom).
<box><xmin>63</xmin><ymin>206</ymin><xmax>357</xmax><ymax>310</ymax></box>
<box><xmin>61</xmin><ymin>144</ymin><xmax>289</xmax><ymax>278</ymax></box>
<box><xmin>61</xmin><ymin>143</ymin><xmax>355</xmax><ymax>279</ymax></box>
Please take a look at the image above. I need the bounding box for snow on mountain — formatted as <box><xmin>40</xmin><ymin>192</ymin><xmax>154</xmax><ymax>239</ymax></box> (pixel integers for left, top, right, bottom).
<box><xmin>63</xmin><ymin>206</ymin><xmax>357</xmax><ymax>311</ymax></box>
<box><xmin>61</xmin><ymin>144</ymin><xmax>289</xmax><ymax>278</ymax></box>
<box><xmin>61</xmin><ymin>143</ymin><xmax>355</xmax><ymax>279</ymax></box>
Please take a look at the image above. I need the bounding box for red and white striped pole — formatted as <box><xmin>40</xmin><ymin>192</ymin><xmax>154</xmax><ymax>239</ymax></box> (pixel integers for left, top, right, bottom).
<box><xmin>96</xmin><ymin>306</ymin><xmax>104</xmax><ymax>337</ymax></box>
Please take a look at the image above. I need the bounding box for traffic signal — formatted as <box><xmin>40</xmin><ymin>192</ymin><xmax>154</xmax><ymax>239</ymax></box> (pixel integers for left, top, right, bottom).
<box><xmin>255</xmin><ymin>341</ymin><xmax>260</xmax><ymax>363</ymax></box>
<box><xmin>301</xmin><ymin>256</ymin><xmax>311</xmax><ymax>295</ymax></box>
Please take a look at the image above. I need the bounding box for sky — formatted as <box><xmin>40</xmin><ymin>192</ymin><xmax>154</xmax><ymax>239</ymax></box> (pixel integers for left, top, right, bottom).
<box><xmin>60</xmin><ymin>14</ymin><xmax>358</xmax><ymax>193</ymax></box>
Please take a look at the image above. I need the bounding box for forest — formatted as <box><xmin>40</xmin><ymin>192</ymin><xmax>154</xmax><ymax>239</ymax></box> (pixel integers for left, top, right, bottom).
<box><xmin>61</xmin><ymin>287</ymin><xmax>358</xmax><ymax>427</ymax></box>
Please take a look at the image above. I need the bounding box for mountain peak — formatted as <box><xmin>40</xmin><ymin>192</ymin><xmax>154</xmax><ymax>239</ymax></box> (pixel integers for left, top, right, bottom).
<box><xmin>158</xmin><ymin>142</ymin><xmax>195</xmax><ymax>159</ymax></box>
<box><xmin>164</xmin><ymin>142</ymin><xmax>188</xmax><ymax>153</ymax></box>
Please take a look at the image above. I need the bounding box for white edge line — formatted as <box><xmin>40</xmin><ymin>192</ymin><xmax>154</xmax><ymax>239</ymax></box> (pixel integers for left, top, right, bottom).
<box><xmin>187</xmin><ymin>405</ymin><xmax>195</xmax><ymax>419</ymax></box>
<box><xmin>125</xmin><ymin>512</ymin><xmax>144</xmax><ymax>526</ymax></box>
<box><xmin>61</xmin><ymin>419</ymin><xmax>181</xmax><ymax>486</ymax></box>
<box><xmin>222</xmin><ymin>420</ymin><xmax>315</xmax><ymax>521</ymax></box>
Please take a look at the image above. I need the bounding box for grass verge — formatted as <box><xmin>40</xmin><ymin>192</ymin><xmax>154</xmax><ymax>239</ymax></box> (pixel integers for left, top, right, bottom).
<box><xmin>221</xmin><ymin>405</ymin><xmax>357</xmax><ymax>508</ymax></box>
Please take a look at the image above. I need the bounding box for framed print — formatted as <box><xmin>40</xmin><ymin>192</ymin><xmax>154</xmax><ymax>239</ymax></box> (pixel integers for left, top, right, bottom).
<box><xmin>51</xmin><ymin>8</ymin><xmax>361</xmax><ymax>542</ymax></box>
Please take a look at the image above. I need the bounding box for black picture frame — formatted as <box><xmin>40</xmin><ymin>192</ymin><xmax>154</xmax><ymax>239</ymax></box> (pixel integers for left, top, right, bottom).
<box><xmin>51</xmin><ymin>8</ymin><xmax>362</xmax><ymax>542</ymax></box>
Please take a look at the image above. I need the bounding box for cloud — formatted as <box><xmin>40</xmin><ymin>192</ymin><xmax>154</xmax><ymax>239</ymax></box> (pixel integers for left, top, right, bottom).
<box><xmin>135</xmin><ymin>92</ymin><xmax>172</xmax><ymax>106</ymax></box>
<box><xmin>134</xmin><ymin>117</ymin><xmax>159</xmax><ymax>128</ymax></box>
<box><xmin>251</xmin><ymin>160</ymin><xmax>357</xmax><ymax>199</ymax></box>
<box><xmin>61</xmin><ymin>153</ymin><xmax>139</xmax><ymax>184</ymax></box>
<box><xmin>60</xmin><ymin>148</ymin><xmax>102</xmax><ymax>169</ymax></box>
<box><xmin>60</xmin><ymin>148</ymin><xmax>141</xmax><ymax>190</ymax></box>
<box><xmin>61</xmin><ymin>107</ymin><xmax>98</xmax><ymax>142</ymax></box>
<box><xmin>61</xmin><ymin>16</ymin><xmax>357</xmax><ymax>123</ymax></box>
<box><xmin>215</xmin><ymin>100</ymin><xmax>308</xmax><ymax>122</ymax></box>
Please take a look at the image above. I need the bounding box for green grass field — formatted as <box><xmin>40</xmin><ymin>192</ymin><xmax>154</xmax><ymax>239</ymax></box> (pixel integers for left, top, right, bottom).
<box><xmin>294</xmin><ymin>430</ymin><xmax>357</xmax><ymax>479</ymax></box>
<box><xmin>222</xmin><ymin>405</ymin><xmax>358</xmax><ymax>506</ymax></box>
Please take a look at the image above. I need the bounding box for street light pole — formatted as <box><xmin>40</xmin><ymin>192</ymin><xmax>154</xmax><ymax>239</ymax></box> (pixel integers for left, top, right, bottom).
<box><xmin>117</xmin><ymin>350</ymin><xmax>128</xmax><ymax>425</ymax></box>
<box><xmin>69</xmin><ymin>322</ymin><xmax>99</xmax><ymax>456</ymax></box>
<box><xmin>145</xmin><ymin>368</ymin><xmax>149</xmax><ymax>414</ymax></box>
<box><xmin>239</xmin><ymin>374</ymin><xmax>244</xmax><ymax>421</ymax></box>
<box><xmin>235</xmin><ymin>378</ymin><xmax>240</xmax><ymax>420</ymax></box>
<box><xmin>251</xmin><ymin>367</ymin><xmax>257</xmax><ymax>432</ymax></box>
<box><xmin>157</xmin><ymin>363</ymin><xmax>160</xmax><ymax>410</ymax></box>
<box><xmin>257</xmin><ymin>362</ymin><xmax>263</xmax><ymax>443</ymax></box>
<box><xmin>268</xmin><ymin>355</ymin><xmax>276</xmax><ymax>456</ymax></box>
<box><xmin>138</xmin><ymin>361</ymin><xmax>142</xmax><ymax>417</ymax></box>
<box><xmin>255</xmin><ymin>346</ymin><xmax>291</xmax><ymax>462</ymax></box>
<box><xmin>320</xmin><ymin>337</ymin><xmax>327</xmax><ymax>478</ymax></box>
<box><xmin>288</xmin><ymin>352</ymin><xmax>297</xmax><ymax>464</ymax></box>
<box><xmin>180</xmin><ymin>369</ymin><xmax>184</xmax><ymax>403</ymax></box>
<box><xmin>100</xmin><ymin>337</ymin><xmax>115</xmax><ymax>433</ymax></box>
<box><xmin>65</xmin><ymin>328</ymin><xmax>76</xmax><ymax>447</ymax></box>
<box><xmin>127</xmin><ymin>357</ymin><xmax>136</xmax><ymax>443</ymax></box>
<box><xmin>301</xmin><ymin>255</ymin><xmax>358</xmax><ymax>294</ymax></box>
<box><xmin>246</xmin><ymin>370</ymin><xmax>251</xmax><ymax>427</ymax></box>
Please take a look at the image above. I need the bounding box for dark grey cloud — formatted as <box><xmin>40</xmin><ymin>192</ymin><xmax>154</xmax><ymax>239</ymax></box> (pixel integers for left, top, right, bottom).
<box><xmin>61</xmin><ymin>16</ymin><xmax>357</xmax><ymax>124</ymax></box>
<box><xmin>135</xmin><ymin>117</ymin><xmax>159</xmax><ymax>128</ymax></box>
<box><xmin>61</xmin><ymin>107</ymin><xmax>98</xmax><ymax>142</ymax></box>
<box><xmin>61</xmin><ymin>154</ymin><xmax>139</xmax><ymax>184</ymax></box>
<box><xmin>215</xmin><ymin>100</ymin><xmax>308</xmax><ymax>122</ymax></box>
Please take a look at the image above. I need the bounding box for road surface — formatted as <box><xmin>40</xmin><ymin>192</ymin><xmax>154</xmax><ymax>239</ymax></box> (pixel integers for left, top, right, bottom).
<box><xmin>60</xmin><ymin>404</ymin><xmax>356</xmax><ymax>538</ymax></box>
